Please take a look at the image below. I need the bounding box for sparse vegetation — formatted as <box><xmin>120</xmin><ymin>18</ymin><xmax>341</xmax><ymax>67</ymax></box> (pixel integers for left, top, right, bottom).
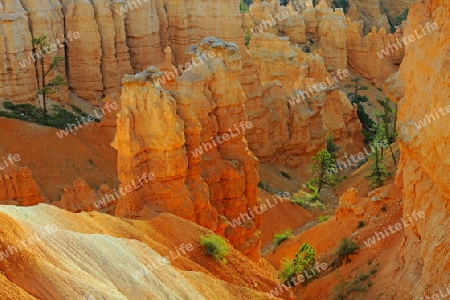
<box><xmin>32</xmin><ymin>34</ymin><xmax>68</xmax><ymax>120</ymax></box>
<box><xmin>336</xmin><ymin>237</ymin><xmax>360</xmax><ymax>264</ymax></box>
<box><xmin>319</xmin><ymin>215</ymin><xmax>330</xmax><ymax>223</ymax></box>
<box><xmin>273</xmin><ymin>229</ymin><xmax>292</xmax><ymax>246</ymax></box>
<box><xmin>291</xmin><ymin>186</ymin><xmax>324</xmax><ymax>210</ymax></box>
<box><xmin>332</xmin><ymin>263</ymin><xmax>379</xmax><ymax>299</ymax></box>
<box><xmin>365</xmin><ymin>122</ymin><xmax>392</xmax><ymax>188</ymax></box>
<box><xmin>308</xmin><ymin>149</ymin><xmax>342</xmax><ymax>193</ymax></box>
<box><xmin>279</xmin><ymin>243</ymin><xmax>316</xmax><ymax>285</ymax></box>
<box><xmin>200</xmin><ymin>234</ymin><xmax>230</xmax><ymax>263</ymax></box>
<box><xmin>380</xmin><ymin>205</ymin><xmax>387</xmax><ymax>212</ymax></box>
<box><xmin>357</xmin><ymin>221</ymin><xmax>365</xmax><ymax>229</ymax></box>
<box><xmin>376</xmin><ymin>97</ymin><xmax>398</xmax><ymax>165</ymax></box>
<box><xmin>0</xmin><ymin>101</ymin><xmax>89</xmax><ymax>129</ymax></box>
<box><xmin>348</xmin><ymin>78</ymin><xmax>376</xmax><ymax>142</ymax></box>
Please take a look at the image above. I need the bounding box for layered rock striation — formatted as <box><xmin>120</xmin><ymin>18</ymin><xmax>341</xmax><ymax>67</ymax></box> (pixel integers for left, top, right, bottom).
<box><xmin>246</xmin><ymin>33</ymin><xmax>362</xmax><ymax>166</ymax></box>
<box><xmin>386</xmin><ymin>0</ymin><xmax>450</xmax><ymax>297</ymax></box>
<box><xmin>112</xmin><ymin>38</ymin><xmax>261</xmax><ymax>260</ymax></box>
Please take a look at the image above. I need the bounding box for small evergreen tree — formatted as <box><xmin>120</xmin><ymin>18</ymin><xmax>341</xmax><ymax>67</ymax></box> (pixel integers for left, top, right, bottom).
<box><xmin>32</xmin><ymin>34</ymin><xmax>67</xmax><ymax>120</ymax></box>
<box><xmin>279</xmin><ymin>243</ymin><xmax>317</xmax><ymax>286</ymax></box>
<box><xmin>365</xmin><ymin>123</ymin><xmax>391</xmax><ymax>188</ymax></box>
<box><xmin>349</xmin><ymin>79</ymin><xmax>375</xmax><ymax>142</ymax></box>
<box><xmin>377</xmin><ymin>97</ymin><xmax>397</xmax><ymax>143</ymax></box>
<box><xmin>308</xmin><ymin>149</ymin><xmax>342</xmax><ymax>193</ymax></box>
<box><xmin>293</xmin><ymin>242</ymin><xmax>316</xmax><ymax>272</ymax></box>
<box><xmin>376</xmin><ymin>97</ymin><xmax>398</xmax><ymax>165</ymax></box>
<box><xmin>326</xmin><ymin>127</ymin><xmax>339</xmax><ymax>159</ymax></box>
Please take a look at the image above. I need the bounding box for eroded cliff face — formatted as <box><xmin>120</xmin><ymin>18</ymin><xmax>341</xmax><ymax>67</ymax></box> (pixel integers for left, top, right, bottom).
<box><xmin>112</xmin><ymin>38</ymin><xmax>261</xmax><ymax>261</ymax></box>
<box><xmin>386</xmin><ymin>0</ymin><xmax>450</xmax><ymax>296</ymax></box>
<box><xmin>1</xmin><ymin>0</ymin><xmax>404</xmax><ymax>105</ymax></box>
<box><xmin>245</xmin><ymin>32</ymin><xmax>362</xmax><ymax>166</ymax></box>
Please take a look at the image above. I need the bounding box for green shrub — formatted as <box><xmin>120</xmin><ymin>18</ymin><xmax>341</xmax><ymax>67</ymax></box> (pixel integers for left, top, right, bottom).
<box><xmin>332</xmin><ymin>264</ymin><xmax>378</xmax><ymax>299</ymax></box>
<box><xmin>336</xmin><ymin>238</ymin><xmax>360</xmax><ymax>264</ymax></box>
<box><xmin>200</xmin><ymin>234</ymin><xmax>230</xmax><ymax>263</ymax></box>
<box><xmin>279</xmin><ymin>243</ymin><xmax>317</xmax><ymax>286</ymax></box>
<box><xmin>279</xmin><ymin>257</ymin><xmax>297</xmax><ymax>285</ymax></box>
<box><xmin>357</xmin><ymin>221</ymin><xmax>365</xmax><ymax>229</ymax></box>
<box><xmin>319</xmin><ymin>215</ymin><xmax>330</xmax><ymax>223</ymax></box>
<box><xmin>273</xmin><ymin>229</ymin><xmax>292</xmax><ymax>246</ymax></box>
<box><xmin>291</xmin><ymin>188</ymin><xmax>325</xmax><ymax>210</ymax></box>
<box><xmin>332</xmin><ymin>279</ymin><xmax>368</xmax><ymax>300</ymax></box>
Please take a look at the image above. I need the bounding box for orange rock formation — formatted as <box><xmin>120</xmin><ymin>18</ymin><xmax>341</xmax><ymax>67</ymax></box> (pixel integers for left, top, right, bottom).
<box><xmin>112</xmin><ymin>38</ymin><xmax>261</xmax><ymax>261</ymax></box>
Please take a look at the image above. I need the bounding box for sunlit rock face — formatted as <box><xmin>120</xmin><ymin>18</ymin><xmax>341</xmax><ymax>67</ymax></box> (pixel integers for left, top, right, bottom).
<box><xmin>112</xmin><ymin>38</ymin><xmax>261</xmax><ymax>261</ymax></box>
<box><xmin>385</xmin><ymin>0</ymin><xmax>450</xmax><ymax>297</ymax></box>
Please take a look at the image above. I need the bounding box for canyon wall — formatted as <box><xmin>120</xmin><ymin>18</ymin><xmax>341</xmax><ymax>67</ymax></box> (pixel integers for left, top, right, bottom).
<box><xmin>386</xmin><ymin>0</ymin><xmax>450</xmax><ymax>297</ymax></box>
<box><xmin>112</xmin><ymin>38</ymin><xmax>261</xmax><ymax>261</ymax></box>
<box><xmin>246</xmin><ymin>32</ymin><xmax>362</xmax><ymax>166</ymax></box>
<box><xmin>0</xmin><ymin>0</ymin><xmax>404</xmax><ymax>105</ymax></box>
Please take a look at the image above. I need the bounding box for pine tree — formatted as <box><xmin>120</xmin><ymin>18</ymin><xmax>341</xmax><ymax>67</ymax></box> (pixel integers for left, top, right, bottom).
<box><xmin>308</xmin><ymin>149</ymin><xmax>342</xmax><ymax>193</ymax></box>
<box><xmin>365</xmin><ymin>123</ymin><xmax>391</xmax><ymax>188</ymax></box>
<box><xmin>326</xmin><ymin>127</ymin><xmax>339</xmax><ymax>159</ymax></box>
<box><xmin>32</xmin><ymin>34</ymin><xmax>67</xmax><ymax>120</ymax></box>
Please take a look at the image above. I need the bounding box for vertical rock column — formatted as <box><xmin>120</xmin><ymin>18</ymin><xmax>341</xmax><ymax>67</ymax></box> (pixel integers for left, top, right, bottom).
<box><xmin>176</xmin><ymin>38</ymin><xmax>261</xmax><ymax>260</ymax></box>
<box><xmin>112</xmin><ymin>67</ymin><xmax>195</xmax><ymax>221</ymax></box>
<box><xmin>0</xmin><ymin>0</ymin><xmax>37</xmax><ymax>102</ymax></box>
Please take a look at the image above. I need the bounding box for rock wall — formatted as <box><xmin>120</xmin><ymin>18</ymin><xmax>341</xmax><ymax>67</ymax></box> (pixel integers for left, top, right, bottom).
<box><xmin>386</xmin><ymin>0</ymin><xmax>450</xmax><ymax>297</ymax></box>
<box><xmin>246</xmin><ymin>33</ymin><xmax>362</xmax><ymax>166</ymax></box>
<box><xmin>0</xmin><ymin>164</ymin><xmax>44</xmax><ymax>206</ymax></box>
<box><xmin>112</xmin><ymin>38</ymin><xmax>261</xmax><ymax>261</ymax></box>
<box><xmin>0</xmin><ymin>0</ymin><xmax>37</xmax><ymax>103</ymax></box>
<box><xmin>1</xmin><ymin>0</ymin><xmax>402</xmax><ymax>104</ymax></box>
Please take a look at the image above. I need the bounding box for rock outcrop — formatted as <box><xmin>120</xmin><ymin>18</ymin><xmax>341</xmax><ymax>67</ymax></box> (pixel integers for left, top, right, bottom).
<box><xmin>53</xmin><ymin>179</ymin><xmax>115</xmax><ymax>213</ymax></box>
<box><xmin>112</xmin><ymin>38</ymin><xmax>261</xmax><ymax>261</ymax></box>
<box><xmin>0</xmin><ymin>163</ymin><xmax>44</xmax><ymax>206</ymax></box>
<box><xmin>0</xmin><ymin>1</ymin><xmax>37</xmax><ymax>103</ymax></box>
<box><xmin>385</xmin><ymin>0</ymin><xmax>450</xmax><ymax>297</ymax></box>
<box><xmin>246</xmin><ymin>33</ymin><xmax>362</xmax><ymax>166</ymax></box>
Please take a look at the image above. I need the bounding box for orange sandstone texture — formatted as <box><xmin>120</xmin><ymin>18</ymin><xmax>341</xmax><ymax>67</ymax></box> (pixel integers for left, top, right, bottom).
<box><xmin>245</xmin><ymin>33</ymin><xmax>362</xmax><ymax>166</ymax></box>
<box><xmin>385</xmin><ymin>0</ymin><xmax>450</xmax><ymax>297</ymax></box>
<box><xmin>0</xmin><ymin>164</ymin><xmax>44</xmax><ymax>206</ymax></box>
<box><xmin>0</xmin><ymin>204</ymin><xmax>291</xmax><ymax>299</ymax></box>
<box><xmin>113</xmin><ymin>38</ymin><xmax>261</xmax><ymax>260</ymax></box>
